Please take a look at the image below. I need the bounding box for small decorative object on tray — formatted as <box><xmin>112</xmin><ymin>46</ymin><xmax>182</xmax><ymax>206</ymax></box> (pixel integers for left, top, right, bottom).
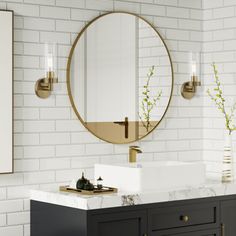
<box><xmin>97</xmin><ymin>176</ymin><xmax>103</xmax><ymax>190</ymax></box>
<box><xmin>76</xmin><ymin>172</ymin><xmax>88</xmax><ymax>189</ymax></box>
<box><xmin>60</xmin><ymin>173</ymin><xmax>117</xmax><ymax>195</ymax></box>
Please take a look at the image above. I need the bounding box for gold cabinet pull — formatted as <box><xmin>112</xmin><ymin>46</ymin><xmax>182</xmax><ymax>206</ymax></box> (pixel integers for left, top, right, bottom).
<box><xmin>180</xmin><ymin>215</ymin><xmax>189</xmax><ymax>222</ymax></box>
<box><xmin>221</xmin><ymin>223</ymin><xmax>225</xmax><ymax>236</ymax></box>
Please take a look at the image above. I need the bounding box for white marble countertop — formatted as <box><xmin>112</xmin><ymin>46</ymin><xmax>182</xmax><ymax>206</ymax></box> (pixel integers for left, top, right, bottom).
<box><xmin>30</xmin><ymin>180</ymin><xmax>236</xmax><ymax>210</ymax></box>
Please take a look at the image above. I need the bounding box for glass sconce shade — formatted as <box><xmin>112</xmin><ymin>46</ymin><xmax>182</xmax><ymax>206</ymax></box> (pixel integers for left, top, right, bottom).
<box><xmin>44</xmin><ymin>43</ymin><xmax>57</xmax><ymax>77</ymax></box>
<box><xmin>181</xmin><ymin>52</ymin><xmax>202</xmax><ymax>99</ymax></box>
<box><xmin>35</xmin><ymin>42</ymin><xmax>58</xmax><ymax>99</ymax></box>
<box><xmin>189</xmin><ymin>52</ymin><xmax>201</xmax><ymax>81</ymax></box>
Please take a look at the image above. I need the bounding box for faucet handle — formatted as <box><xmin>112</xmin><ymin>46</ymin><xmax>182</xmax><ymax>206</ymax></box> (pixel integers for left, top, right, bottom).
<box><xmin>129</xmin><ymin>146</ymin><xmax>142</xmax><ymax>153</ymax></box>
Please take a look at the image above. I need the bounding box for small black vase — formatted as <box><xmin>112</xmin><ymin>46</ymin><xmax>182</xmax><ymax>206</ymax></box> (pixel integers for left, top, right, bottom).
<box><xmin>76</xmin><ymin>172</ymin><xmax>87</xmax><ymax>189</ymax></box>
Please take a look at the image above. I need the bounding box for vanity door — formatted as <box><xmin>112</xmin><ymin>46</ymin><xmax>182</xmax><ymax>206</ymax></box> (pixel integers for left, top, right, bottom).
<box><xmin>221</xmin><ymin>199</ymin><xmax>236</xmax><ymax>236</ymax></box>
<box><xmin>89</xmin><ymin>210</ymin><xmax>147</xmax><ymax>236</ymax></box>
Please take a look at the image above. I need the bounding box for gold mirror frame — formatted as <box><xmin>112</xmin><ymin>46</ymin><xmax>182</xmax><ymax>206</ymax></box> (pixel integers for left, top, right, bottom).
<box><xmin>67</xmin><ymin>11</ymin><xmax>174</xmax><ymax>144</ymax></box>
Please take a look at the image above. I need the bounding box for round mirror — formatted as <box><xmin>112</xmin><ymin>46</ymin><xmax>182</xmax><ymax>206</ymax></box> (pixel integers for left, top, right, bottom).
<box><xmin>67</xmin><ymin>12</ymin><xmax>174</xmax><ymax>144</ymax></box>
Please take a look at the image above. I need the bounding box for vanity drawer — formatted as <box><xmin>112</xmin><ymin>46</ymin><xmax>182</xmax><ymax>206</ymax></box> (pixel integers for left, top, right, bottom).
<box><xmin>149</xmin><ymin>202</ymin><xmax>219</xmax><ymax>232</ymax></box>
<box><xmin>152</xmin><ymin>228</ymin><xmax>220</xmax><ymax>236</ymax></box>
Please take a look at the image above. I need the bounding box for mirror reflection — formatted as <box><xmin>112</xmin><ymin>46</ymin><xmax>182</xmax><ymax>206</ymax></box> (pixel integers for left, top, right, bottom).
<box><xmin>68</xmin><ymin>12</ymin><xmax>173</xmax><ymax>144</ymax></box>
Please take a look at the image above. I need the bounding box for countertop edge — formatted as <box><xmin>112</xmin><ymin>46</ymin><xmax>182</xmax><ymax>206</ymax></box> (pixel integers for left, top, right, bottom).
<box><xmin>30</xmin><ymin>181</ymin><xmax>236</xmax><ymax>210</ymax></box>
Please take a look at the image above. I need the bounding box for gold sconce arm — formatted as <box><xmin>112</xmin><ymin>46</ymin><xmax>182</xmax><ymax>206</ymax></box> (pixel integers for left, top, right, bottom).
<box><xmin>181</xmin><ymin>75</ymin><xmax>201</xmax><ymax>99</ymax></box>
<box><xmin>35</xmin><ymin>71</ymin><xmax>58</xmax><ymax>99</ymax></box>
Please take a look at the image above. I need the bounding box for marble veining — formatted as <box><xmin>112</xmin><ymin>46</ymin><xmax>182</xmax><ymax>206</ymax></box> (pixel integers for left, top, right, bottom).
<box><xmin>30</xmin><ymin>180</ymin><xmax>236</xmax><ymax>210</ymax></box>
<box><xmin>121</xmin><ymin>194</ymin><xmax>142</xmax><ymax>206</ymax></box>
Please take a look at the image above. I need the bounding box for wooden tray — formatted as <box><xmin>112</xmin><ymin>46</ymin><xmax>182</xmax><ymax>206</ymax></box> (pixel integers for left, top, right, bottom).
<box><xmin>59</xmin><ymin>185</ymin><xmax>118</xmax><ymax>195</ymax></box>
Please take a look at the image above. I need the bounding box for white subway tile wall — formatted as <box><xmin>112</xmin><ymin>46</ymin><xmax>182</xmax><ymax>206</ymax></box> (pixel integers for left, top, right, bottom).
<box><xmin>1</xmin><ymin>0</ymin><xmax>232</xmax><ymax>235</ymax></box>
<box><xmin>202</xmin><ymin>0</ymin><xmax>236</xmax><ymax>179</ymax></box>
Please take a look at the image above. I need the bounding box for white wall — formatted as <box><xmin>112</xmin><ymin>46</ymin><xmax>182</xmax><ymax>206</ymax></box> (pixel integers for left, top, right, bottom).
<box><xmin>0</xmin><ymin>0</ymin><xmax>204</xmax><ymax>235</ymax></box>
<box><xmin>202</xmin><ymin>0</ymin><xmax>236</xmax><ymax>179</ymax></box>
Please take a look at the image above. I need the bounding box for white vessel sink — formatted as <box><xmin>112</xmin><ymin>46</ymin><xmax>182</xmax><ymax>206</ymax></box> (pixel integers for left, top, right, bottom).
<box><xmin>94</xmin><ymin>161</ymin><xmax>206</xmax><ymax>193</ymax></box>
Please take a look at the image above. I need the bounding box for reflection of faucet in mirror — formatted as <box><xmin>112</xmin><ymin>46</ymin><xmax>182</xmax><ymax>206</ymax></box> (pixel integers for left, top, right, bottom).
<box><xmin>129</xmin><ymin>146</ymin><xmax>142</xmax><ymax>163</ymax></box>
<box><xmin>114</xmin><ymin>117</ymin><xmax>129</xmax><ymax>139</ymax></box>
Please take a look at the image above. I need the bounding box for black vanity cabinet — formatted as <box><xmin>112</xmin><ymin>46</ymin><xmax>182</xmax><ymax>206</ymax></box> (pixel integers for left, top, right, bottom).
<box><xmin>31</xmin><ymin>195</ymin><xmax>236</xmax><ymax>236</ymax></box>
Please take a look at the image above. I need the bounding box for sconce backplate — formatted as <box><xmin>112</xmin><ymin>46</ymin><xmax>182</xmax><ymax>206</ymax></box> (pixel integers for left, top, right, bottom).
<box><xmin>181</xmin><ymin>82</ymin><xmax>195</xmax><ymax>99</ymax></box>
<box><xmin>35</xmin><ymin>78</ymin><xmax>51</xmax><ymax>99</ymax></box>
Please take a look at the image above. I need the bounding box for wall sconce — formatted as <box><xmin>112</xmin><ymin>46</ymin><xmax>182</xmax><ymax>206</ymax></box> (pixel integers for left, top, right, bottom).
<box><xmin>181</xmin><ymin>52</ymin><xmax>201</xmax><ymax>99</ymax></box>
<box><xmin>35</xmin><ymin>43</ymin><xmax>58</xmax><ymax>99</ymax></box>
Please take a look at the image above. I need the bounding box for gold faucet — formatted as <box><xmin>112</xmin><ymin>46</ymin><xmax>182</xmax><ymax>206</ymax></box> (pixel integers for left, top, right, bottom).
<box><xmin>129</xmin><ymin>146</ymin><xmax>142</xmax><ymax>163</ymax></box>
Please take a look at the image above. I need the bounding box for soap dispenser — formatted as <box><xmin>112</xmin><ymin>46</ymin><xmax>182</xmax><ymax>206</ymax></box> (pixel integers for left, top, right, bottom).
<box><xmin>97</xmin><ymin>176</ymin><xmax>103</xmax><ymax>190</ymax></box>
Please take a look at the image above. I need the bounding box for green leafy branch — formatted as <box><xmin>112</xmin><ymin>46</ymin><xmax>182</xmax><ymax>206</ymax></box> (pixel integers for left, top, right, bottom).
<box><xmin>139</xmin><ymin>65</ymin><xmax>162</xmax><ymax>132</ymax></box>
<box><xmin>207</xmin><ymin>63</ymin><xmax>236</xmax><ymax>135</ymax></box>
